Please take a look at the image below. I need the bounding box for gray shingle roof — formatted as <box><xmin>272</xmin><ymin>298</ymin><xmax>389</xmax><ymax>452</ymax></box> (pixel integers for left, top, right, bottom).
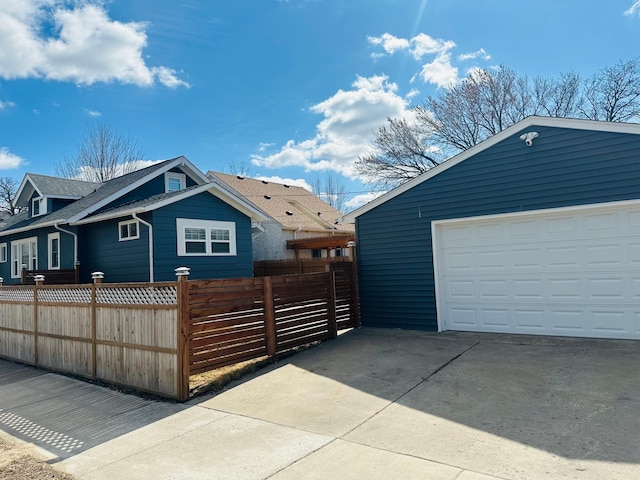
<box><xmin>0</xmin><ymin>158</ymin><xmax>178</xmax><ymax>235</ymax></box>
<box><xmin>27</xmin><ymin>174</ymin><xmax>101</xmax><ymax>198</ymax></box>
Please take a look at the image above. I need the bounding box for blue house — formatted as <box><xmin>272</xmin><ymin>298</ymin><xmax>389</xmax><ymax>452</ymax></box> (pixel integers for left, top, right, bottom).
<box><xmin>0</xmin><ymin>156</ymin><xmax>268</xmax><ymax>284</ymax></box>
<box><xmin>344</xmin><ymin>116</ymin><xmax>640</xmax><ymax>341</ymax></box>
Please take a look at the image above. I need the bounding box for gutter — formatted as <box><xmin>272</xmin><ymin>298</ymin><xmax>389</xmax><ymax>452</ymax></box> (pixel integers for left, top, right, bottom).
<box><xmin>54</xmin><ymin>223</ymin><xmax>78</xmax><ymax>265</ymax></box>
<box><xmin>132</xmin><ymin>212</ymin><xmax>154</xmax><ymax>282</ymax></box>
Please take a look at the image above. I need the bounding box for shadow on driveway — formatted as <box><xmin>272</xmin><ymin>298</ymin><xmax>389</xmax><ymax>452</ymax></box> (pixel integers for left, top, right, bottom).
<box><xmin>198</xmin><ymin>328</ymin><xmax>640</xmax><ymax>479</ymax></box>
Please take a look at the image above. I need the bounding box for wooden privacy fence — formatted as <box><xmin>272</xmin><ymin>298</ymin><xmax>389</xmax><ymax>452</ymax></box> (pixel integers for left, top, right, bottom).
<box><xmin>0</xmin><ymin>279</ymin><xmax>179</xmax><ymax>398</ymax></box>
<box><xmin>0</xmin><ymin>266</ymin><xmax>359</xmax><ymax>401</ymax></box>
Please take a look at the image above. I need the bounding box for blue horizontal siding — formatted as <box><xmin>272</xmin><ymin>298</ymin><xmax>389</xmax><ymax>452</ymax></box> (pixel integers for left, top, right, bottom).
<box><xmin>151</xmin><ymin>192</ymin><xmax>253</xmax><ymax>281</ymax></box>
<box><xmin>78</xmin><ymin>219</ymin><xmax>149</xmax><ymax>283</ymax></box>
<box><xmin>356</xmin><ymin>125</ymin><xmax>640</xmax><ymax>330</ymax></box>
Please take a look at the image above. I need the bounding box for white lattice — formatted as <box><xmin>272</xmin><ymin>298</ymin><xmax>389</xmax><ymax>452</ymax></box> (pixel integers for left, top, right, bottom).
<box><xmin>97</xmin><ymin>285</ymin><xmax>177</xmax><ymax>305</ymax></box>
<box><xmin>0</xmin><ymin>288</ymin><xmax>34</xmax><ymax>302</ymax></box>
<box><xmin>38</xmin><ymin>288</ymin><xmax>92</xmax><ymax>303</ymax></box>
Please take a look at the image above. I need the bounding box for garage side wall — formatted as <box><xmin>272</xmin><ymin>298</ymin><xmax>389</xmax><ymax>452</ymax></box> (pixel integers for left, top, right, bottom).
<box><xmin>356</xmin><ymin>125</ymin><xmax>640</xmax><ymax>330</ymax></box>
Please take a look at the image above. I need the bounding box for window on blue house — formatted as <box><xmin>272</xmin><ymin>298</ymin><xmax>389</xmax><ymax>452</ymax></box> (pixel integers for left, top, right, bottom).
<box><xmin>11</xmin><ymin>237</ymin><xmax>37</xmax><ymax>278</ymax></box>
<box><xmin>165</xmin><ymin>172</ymin><xmax>186</xmax><ymax>192</ymax></box>
<box><xmin>177</xmin><ymin>218</ymin><xmax>236</xmax><ymax>256</ymax></box>
<box><xmin>0</xmin><ymin>243</ymin><xmax>6</xmax><ymax>263</ymax></box>
<box><xmin>48</xmin><ymin>233</ymin><xmax>60</xmax><ymax>270</ymax></box>
<box><xmin>32</xmin><ymin>197</ymin><xmax>46</xmax><ymax>217</ymax></box>
<box><xmin>118</xmin><ymin>220</ymin><xmax>139</xmax><ymax>241</ymax></box>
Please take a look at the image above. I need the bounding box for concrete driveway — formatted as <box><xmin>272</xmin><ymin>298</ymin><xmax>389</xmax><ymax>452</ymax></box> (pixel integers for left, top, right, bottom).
<box><xmin>2</xmin><ymin>328</ymin><xmax>639</xmax><ymax>479</ymax></box>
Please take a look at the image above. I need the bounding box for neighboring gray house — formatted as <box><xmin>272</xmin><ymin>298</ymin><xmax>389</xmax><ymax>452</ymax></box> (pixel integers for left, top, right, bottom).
<box><xmin>344</xmin><ymin>116</ymin><xmax>640</xmax><ymax>340</ymax></box>
<box><xmin>209</xmin><ymin>172</ymin><xmax>354</xmax><ymax>261</ymax></box>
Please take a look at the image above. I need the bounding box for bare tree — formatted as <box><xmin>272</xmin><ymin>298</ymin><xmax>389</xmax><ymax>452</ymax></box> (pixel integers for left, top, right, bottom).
<box><xmin>226</xmin><ymin>160</ymin><xmax>253</xmax><ymax>177</ymax></box>
<box><xmin>311</xmin><ymin>173</ymin><xmax>348</xmax><ymax>213</ymax></box>
<box><xmin>0</xmin><ymin>176</ymin><xmax>22</xmax><ymax>217</ymax></box>
<box><xmin>358</xmin><ymin>60</ymin><xmax>640</xmax><ymax>187</ymax></box>
<box><xmin>56</xmin><ymin>122</ymin><xmax>144</xmax><ymax>182</ymax></box>
<box><xmin>355</xmin><ymin>117</ymin><xmax>441</xmax><ymax>189</ymax></box>
<box><xmin>580</xmin><ymin>59</ymin><xmax>640</xmax><ymax>122</ymax></box>
<box><xmin>533</xmin><ymin>72</ymin><xmax>582</xmax><ymax>118</ymax></box>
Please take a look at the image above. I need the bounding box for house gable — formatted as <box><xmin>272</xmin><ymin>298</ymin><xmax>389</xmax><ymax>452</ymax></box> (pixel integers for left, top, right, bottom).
<box><xmin>354</xmin><ymin>119</ymin><xmax>640</xmax><ymax>330</ymax></box>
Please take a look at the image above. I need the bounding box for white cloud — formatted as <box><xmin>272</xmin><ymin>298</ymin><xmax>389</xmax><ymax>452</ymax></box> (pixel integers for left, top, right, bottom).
<box><xmin>405</xmin><ymin>88</ymin><xmax>420</xmax><ymax>100</ymax></box>
<box><xmin>0</xmin><ymin>100</ymin><xmax>15</xmax><ymax>110</ymax></box>
<box><xmin>367</xmin><ymin>33</ymin><xmax>410</xmax><ymax>56</ymax></box>
<box><xmin>344</xmin><ymin>191</ymin><xmax>386</xmax><ymax>210</ymax></box>
<box><xmin>625</xmin><ymin>1</ymin><xmax>640</xmax><ymax>16</ymax></box>
<box><xmin>458</xmin><ymin>48</ymin><xmax>491</xmax><ymax>61</ymax></box>
<box><xmin>0</xmin><ymin>1</ymin><xmax>189</xmax><ymax>88</ymax></box>
<box><xmin>368</xmin><ymin>32</ymin><xmax>490</xmax><ymax>89</ymax></box>
<box><xmin>416</xmin><ymin>53</ymin><xmax>458</xmax><ymax>88</ymax></box>
<box><xmin>251</xmin><ymin>74</ymin><xmax>410</xmax><ymax>179</ymax></box>
<box><xmin>254</xmin><ymin>175</ymin><xmax>313</xmax><ymax>192</ymax></box>
<box><xmin>258</xmin><ymin>142</ymin><xmax>275</xmax><ymax>152</ymax></box>
<box><xmin>409</xmin><ymin>33</ymin><xmax>455</xmax><ymax>60</ymax></box>
<box><xmin>0</xmin><ymin>147</ymin><xmax>25</xmax><ymax>169</ymax></box>
<box><xmin>84</xmin><ymin>109</ymin><xmax>101</xmax><ymax>117</ymax></box>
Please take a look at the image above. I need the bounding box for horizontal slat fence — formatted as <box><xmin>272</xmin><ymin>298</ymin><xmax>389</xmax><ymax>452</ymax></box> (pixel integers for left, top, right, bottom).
<box><xmin>186</xmin><ymin>267</ymin><xmax>359</xmax><ymax>379</ymax></box>
<box><xmin>0</xmin><ymin>282</ymin><xmax>179</xmax><ymax>399</ymax></box>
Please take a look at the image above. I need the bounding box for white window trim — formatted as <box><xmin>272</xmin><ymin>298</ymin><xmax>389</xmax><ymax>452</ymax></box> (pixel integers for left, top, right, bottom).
<box><xmin>48</xmin><ymin>232</ymin><xmax>60</xmax><ymax>270</ymax></box>
<box><xmin>118</xmin><ymin>219</ymin><xmax>140</xmax><ymax>241</ymax></box>
<box><xmin>165</xmin><ymin>172</ymin><xmax>186</xmax><ymax>193</ymax></box>
<box><xmin>11</xmin><ymin>236</ymin><xmax>37</xmax><ymax>278</ymax></box>
<box><xmin>176</xmin><ymin>218</ymin><xmax>237</xmax><ymax>256</ymax></box>
<box><xmin>32</xmin><ymin>196</ymin><xmax>46</xmax><ymax>217</ymax></box>
<box><xmin>0</xmin><ymin>242</ymin><xmax>6</xmax><ymax>263</ymax></box>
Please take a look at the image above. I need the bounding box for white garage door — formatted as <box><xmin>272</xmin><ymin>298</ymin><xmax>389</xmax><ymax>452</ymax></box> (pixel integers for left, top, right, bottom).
<box><xmin>433</xmin><ymin>201</ymin><xmax>640</xmax><ymax>340</ymax></box>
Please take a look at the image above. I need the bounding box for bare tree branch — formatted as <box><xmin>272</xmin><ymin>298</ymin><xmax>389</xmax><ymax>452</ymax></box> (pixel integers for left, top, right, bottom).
<box><xmin>311</xmin><ymin>173</ymin><xmax>348</xmax><ymax>213</ymax></box>
<box><xmin>56</xmin><ymin>122</ymin><xmax>144</xmax><ymax>182</ymax></box>
<box><xmin>0</xmin><ymin>176</ymin><xmax>22</xmax><ymax>217</ymax></box>
<box><xmin>580</xmin><ymin>59</ymin><xmax>640</xmax><ymax>122</ymax></box>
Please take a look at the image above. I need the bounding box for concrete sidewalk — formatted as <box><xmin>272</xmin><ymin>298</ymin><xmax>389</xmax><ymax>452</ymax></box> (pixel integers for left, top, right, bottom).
<box><xmin>1</xmin><ymin>328</ymin><xmax>639</xmax><ymax>479</ymax></box>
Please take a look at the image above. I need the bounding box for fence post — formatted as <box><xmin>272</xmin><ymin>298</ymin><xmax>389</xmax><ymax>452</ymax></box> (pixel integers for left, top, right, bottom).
<box><xmin>347</xmin><ymin>241</ymin><xmax>361</xmax><ymax>328</ymax></box>
<box><xmin>328</xmin><ymin>271</ymin><xmax>337</xmax><ymax>339</ymax></box>
<box><xmin>90</xmin><ymin>272</ymin><xmax>104</xmax><ymax>378</ymax></box>
<box><xmin>33</xmin><ymin>275</ymin><xmax>44</xmax><ymax>366</ymax></box>
<box><xmin>175</xmin><ymin>267</ymin><xmax>191</xmax><ymax>402</ymax></box>
<box><xmin>263</xmin><ymin>276</ymin><xmax>276</xmax><ymax>356</ymax></box>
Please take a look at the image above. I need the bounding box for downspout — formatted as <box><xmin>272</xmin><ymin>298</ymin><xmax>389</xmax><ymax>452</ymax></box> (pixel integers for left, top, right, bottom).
<box><xmin>54</xmin><ymin>223</ymin><xmax>78</xmax><ymax>265</ymax></box>
<box><xmin>132</xmin><ymin>212</ymin><xmax>154</xmax><ymax>282</ymax></box>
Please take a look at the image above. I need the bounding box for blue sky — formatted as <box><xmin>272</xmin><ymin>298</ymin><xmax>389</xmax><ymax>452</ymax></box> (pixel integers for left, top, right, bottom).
<box><xmin>1</xmin><ymin>0</ymin><xmax>639</xmax><ymax>211</ymax></box>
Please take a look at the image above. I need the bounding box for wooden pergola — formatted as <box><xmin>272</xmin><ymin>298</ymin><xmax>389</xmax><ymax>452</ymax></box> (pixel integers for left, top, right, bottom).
<box><xmin>286</xmin><ymin>233</ymin><xmax>355</xmax><ymax>260</ymax></box>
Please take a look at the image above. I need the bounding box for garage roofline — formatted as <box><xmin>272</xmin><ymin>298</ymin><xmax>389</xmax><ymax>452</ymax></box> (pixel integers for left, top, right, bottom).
<box><xmin>344</xmin><ymin>116</ymin><xmax>640</xmax><ymax>223</ymax></box>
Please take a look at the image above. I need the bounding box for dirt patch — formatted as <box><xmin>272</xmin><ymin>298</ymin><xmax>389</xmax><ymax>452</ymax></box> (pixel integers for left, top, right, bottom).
<box><xmin>0</xmin><ymin>437</ymin><xmax>74</xmax><ymax>480</ymax></box>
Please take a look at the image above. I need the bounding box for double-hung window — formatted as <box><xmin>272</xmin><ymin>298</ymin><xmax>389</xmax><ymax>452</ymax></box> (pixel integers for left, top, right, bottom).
<box><xmin>0</xmin><ymin>243</ymin><xmax>6</xmax><ymax>263</ymax></box>
<box><xmin>177</xmin><ymin>219</ymin><xmax>236</xmax><ymax>256</ymax></box>
<box><xmin>11</xmin><ymin>237</ymin><xmax>37</xmax><ymax>278</ymax></box>
<box><xmin>48</xmin><ymin>232</ymin><xmax>60</xmax><ymax>270</ymax></box>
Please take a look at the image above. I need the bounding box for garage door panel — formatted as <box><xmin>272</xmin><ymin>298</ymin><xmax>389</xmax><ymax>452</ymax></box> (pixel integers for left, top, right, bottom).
<box><xmin>435</xmin><ymin>202</ymin><xmax>640</xmax><ymax>340</ymax></box>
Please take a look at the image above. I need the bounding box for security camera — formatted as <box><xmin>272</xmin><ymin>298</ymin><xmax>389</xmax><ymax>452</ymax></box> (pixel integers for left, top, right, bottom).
<box><xmin>519</xmin><ymin>131</ymin><xmax>539</xmax><ymax>147</ymax></box>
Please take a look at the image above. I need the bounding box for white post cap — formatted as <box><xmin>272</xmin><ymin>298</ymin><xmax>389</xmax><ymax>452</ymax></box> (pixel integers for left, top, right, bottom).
<box><xmin>175</xmin><ymin>266</ymin><xmax>191</xmax><ymax>276</ymax></box>
<box><xmin>91</xmin><ymin>271</ymin><xmax>105</xmax><ymax>280</ymax></box>
<box><xmin>34</xmin><ymin>274</ymin><xmax>45</xmax><ymax>282</ymax></box>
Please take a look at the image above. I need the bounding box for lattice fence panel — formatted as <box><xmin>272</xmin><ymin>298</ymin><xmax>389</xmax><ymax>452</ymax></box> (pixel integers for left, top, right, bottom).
<box><xmin>0</xmin><ymin>288</ymin><xmax>35</xmax><ymax>302</ymax></box>
<box><xmin>97</xmin><ymin>285</ymin><xmax>177</xmax><ymax>305</ymax></box>
<box><xmin>38</xmin><ymin>288</ymin><xmax>92</xmax><ymax>303</ymax></box>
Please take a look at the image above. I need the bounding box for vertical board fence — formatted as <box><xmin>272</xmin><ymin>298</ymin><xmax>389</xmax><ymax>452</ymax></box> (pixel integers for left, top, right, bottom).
<box><xmin>0</xmin><ymin>265</ymin><xmax>359</xmax><ymax>401</ymax></box>
<box><xmin>0</xmin><ymin>282</ymin><xmax>179</xmax><ymax>399</ymax></box>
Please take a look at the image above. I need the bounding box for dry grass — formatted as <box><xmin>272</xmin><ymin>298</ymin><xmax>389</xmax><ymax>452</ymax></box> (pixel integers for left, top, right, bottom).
<box><xmin>0</xmin><ymin>437</ymin><xmax>74</xmax><ymax>480</ymax></box>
